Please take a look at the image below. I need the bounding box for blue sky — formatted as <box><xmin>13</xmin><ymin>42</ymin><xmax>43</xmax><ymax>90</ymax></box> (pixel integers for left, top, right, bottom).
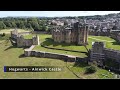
<box><xmin>0</xmin><ymin>11</ymin><xmax>120</xmax><ymax>17</ymax></box>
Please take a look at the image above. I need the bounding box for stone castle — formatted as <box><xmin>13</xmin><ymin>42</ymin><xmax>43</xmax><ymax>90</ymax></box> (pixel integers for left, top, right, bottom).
<box><xmin>90</xmin><ymin>42</ymin><xmax>120</xmax><ymax>68</ymax></box>
<box><xmin>52</xmin><ymin>22</ymin><xmax>89</xmax><ymax>45</ymax></box>
<box><xmin>10</xmin><ymin>29</ymin><xmax>40</xmax><ymax>47</ymax></box>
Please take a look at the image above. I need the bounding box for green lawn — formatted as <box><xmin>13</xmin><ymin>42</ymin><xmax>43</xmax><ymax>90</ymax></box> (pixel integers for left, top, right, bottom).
<box><xmin>68</xmin><ymin>62</ymin><xmax>114</xmax><ymax>79</ymax></box>
<box><xmin>0</xmin><ymin>40</ymin><xmax>115</xmax><ymax>79</ymax></box>
<box><xmin>88</xmin><ymin>36</ymin><xmax>120</xmax><ymax>51</ymax></box>
<box><xmin>33</xmin><ymin>34</ymin><xmax>88</xmax><ymax>58</ymax></box>
<box><xmin>0</xmin><ymin>40</ymin><xmax>77</xmax><ymax>79</ymax></box>
<box><xmin>0</xmin><ymin>32</ymin><xmax>117</xmax><ymax>79</ymax></box>
<box><xmin>24</xmin><ymin>34</ymin><xmax>34</xmax><ymax>39</ymax></box>
<box><xmin>89</xmin><ymin>36</ymin><xmax>115</xmax><ymax>41</ymax></box>
<box><xmin>0</xmin><ymin>29</ymin><xmax>31</xmax><ymax>34</ymax></box>
<box><xmin>0</xmin><ymin>34</ymin><xmax>10</xmax><ymax>40</ymax></box>
<box><xmin>0</xmin><ymin>29</ymin><xmax>120</xmax><ymax>79</ymax></box>
<box><xmin>23</xmin><ymin>34</ymin><xmax>120</xmax><ymax>56</ymax></box>
<box><xmin>34</xmin><ymin>46</ymin><xmax>87</xmax><ymax>58</ymax></box>
<box><xmin>29</xmin><ymin>34</ymin><xmax>120</xmax><ymax>58</ymax></box>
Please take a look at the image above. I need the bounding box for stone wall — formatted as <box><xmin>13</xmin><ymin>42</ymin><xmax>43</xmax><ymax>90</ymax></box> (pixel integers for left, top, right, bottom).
<box><xmin>90</xmin><ymin>42</ymin><xmax>120</xmax><ymax>72</ymax></box>
<box><xmin>17</xmin><ymin>36</ymin><xmax>33</xmax><ymax>47</ymax></box>
<box><xmin>52</xmin><ymin>22</ymin><xmax>89</xmax><ymax>45</ymax></box>
<box><xmin>24</xmin><ymin>49</ymin><xmax>76</xmax><ymax>62</ymax></box>
<box><xmin>104</xmin><ymin>48</ymin><xmax>120</xmax><ymax>63</ymax></box>
<box><xmin>16</xmin><ymin>35</ymin><xmax>39</xmax><ymax>47</ymax></box>
<box><xmin>24</xmin><ymin>45</ymin><xmax>35</xmax><ymax>56</ymax></box>
<box><xmin>110</xmin><ymin>32</ymin><xmax>120</xmax><ymax>42</ymax></box>
<box><xmin>89</xmin><ymin>31</ymin><xmax>110</xmax><ymax>36</ymax></box>
<box><xmin>117</xmin><ymin>35</ymin><xmax>120</xmax><ymax>42</ymax></box>
<box><xmin>11</xmin><ymin>33</ymin><xmax>17</xmax><ymax>39</ymax></box>
<box><xmin>11</xmin><ymin>30</ymin><xmax>31</xmax><ymax>39</ymax></box>
<box><xmin>11</xmin><ymin>30</ymin><xmax>39</xmax><ymax>47</ymax></box>
<box><xmin>24</xmin><ymin>45</ymin><xmax>88</xmax><ymax>62</ymax></box>
<box><xmin>32</xmin><ymin>31</ymin><xmax>47</xmax><ymax>34</ymax></box>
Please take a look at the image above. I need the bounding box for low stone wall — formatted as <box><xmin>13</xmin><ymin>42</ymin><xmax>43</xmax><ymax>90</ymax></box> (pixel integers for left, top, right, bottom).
<box><xmin>89</xmin><ymin>31</ymin><xmax>109</xmax><ymax>36</ymax></box>
<box><xmin>104</xmin><ymin>48</ymin><xmax>120</xmax><ymax>63</ymax></box>
<box><xmin>24</xmin><ymin>45</ymin><xmax>35</xmax><ymax>56</ymax></box>
<box><xmin>32</xmin><ymin>31</ymin><xmax>47</xmax><ymax>34</ymax></box>
<box><xmin>18</xmin><ymin>32</ymin><xmax>31</xmax><ymax>36</ymax></box>
<box><xmin>24</xmin><ymin>43</ymin><xmax>89</xmax><ymax>62</ymax></box>
<box><xmin>76</xmin><ymin>57</ymin><xmax>88</xmax><ymax>63</ymax></box>
<box><xmin>24</xmin><ymin>49</ymin><xmax>77</xmax><ymax>62</ymax></box>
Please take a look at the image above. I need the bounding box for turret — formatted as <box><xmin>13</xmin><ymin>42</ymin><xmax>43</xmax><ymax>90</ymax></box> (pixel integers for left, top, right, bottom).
<box><xmin>32</xmin><ymin>35</ymin><xmax>40</xmax><ymax>45</ymax></box>
<box><xmin>77</xmin><ymin>23</ymin><xmax>89</xmax><ymax>45</ymax></box>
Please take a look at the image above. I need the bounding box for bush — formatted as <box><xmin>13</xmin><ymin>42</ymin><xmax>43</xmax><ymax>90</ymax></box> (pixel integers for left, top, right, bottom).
<box><xmin>2</xmin><ymin>33</ymin><xmax>5</xmax><ymax>37</ymax></box>
<box><xmin>85</xmin><ymin>66</ymin><xmax>97</xmax><ymax>74</ymax></box>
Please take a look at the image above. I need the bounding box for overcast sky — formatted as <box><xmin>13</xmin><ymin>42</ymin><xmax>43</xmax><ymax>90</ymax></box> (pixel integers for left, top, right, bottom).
<box><xmin>0</xmin><ymin>11</ymin><xmax>120</xmax><ymax>17</ymax></box>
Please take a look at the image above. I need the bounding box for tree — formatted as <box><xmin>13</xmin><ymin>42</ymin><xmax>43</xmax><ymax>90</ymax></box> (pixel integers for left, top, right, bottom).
<box><xmin>4</xmin><ymin>21</ymin><xmax>12</xmax><ymax>28</ymax></box>
<box><xmin>19</xmin><ymin>21</ymin><xmax>25</xmax><ymax>29</ymax></box>
<box><xmin>2</xmin><ymin>33</ymin><xmax>5</xmax><ymax>36</ymax></box>
<box><xmin>85</xmin><ymin>66</ymin><xmax>97</xmax><ymax>74</ymax></box>
<box><xmin>41</xmin><ymin>25</ymin><xmax>46</xmax><ymax>31</ymax></box>
<box><xmin>0</xmin><ymin>17</ymin><xmax>49</xmax><ymax>31</ymax></box>
<box><xmin>45</xmin><ymin>26</ymin><xmax>49</xmax><ymax>32</ymax></box>
<box><xmin>0</xmin><ymin>21</ymin><xmax>6</xmax><ymax>29</ymax></box>
<box><xmin>11</xmin><ymin>22</ymin><xmax>17</xmax><ymax>28</ymax></box>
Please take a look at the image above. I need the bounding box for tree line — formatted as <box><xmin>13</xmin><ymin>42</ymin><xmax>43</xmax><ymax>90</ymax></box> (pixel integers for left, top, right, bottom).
<box><xmin>0</xmin><ymin>17</ymin><xmax>52</xmax><ymax>32</ymax></box>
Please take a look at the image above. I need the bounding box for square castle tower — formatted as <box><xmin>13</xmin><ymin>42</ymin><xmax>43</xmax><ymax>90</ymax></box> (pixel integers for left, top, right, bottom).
<box><xmin>52</xmin><ymin>22</ymin><xmax>89</xmax><ymax>45</ymax></box>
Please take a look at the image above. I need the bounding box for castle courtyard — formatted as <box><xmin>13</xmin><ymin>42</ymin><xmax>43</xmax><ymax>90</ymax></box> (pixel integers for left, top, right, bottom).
<box><xmin>0</xmin><ymin>29</ymin><xmax>117</xmax><ymax>79</ymax></box>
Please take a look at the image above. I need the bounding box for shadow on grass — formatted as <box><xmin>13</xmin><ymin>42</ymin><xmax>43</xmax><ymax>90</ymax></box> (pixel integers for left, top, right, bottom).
<box><xmin>73</xmin><ymin>61</ymin><xmax>89</xmax><ymax>68</ymax></box>
<box><xmin>4</xmin><ymin>45</ymin><xmax>18</xmax><ymax>51</ymax></box>
<box><xmin>0</xmin><ymin>34</ymin><xmax>10</xmax><ymax>40</ymax></box>
<box><xmin>112</xmin><ymin>41</ymin><xmax>120</xmax><ymax>45</ymax></box>
<box><xmin>19</xmin><ymin>54</ymin><xmax>25</xmax><ymax>58</ymax></box>
<box><xmin>42</xmin><ymin>38</ymin><xmax>79</xmax><ymax>47</ymax></box>
<box><xmin>4</xmin><ymin>45</ymin><xmax>28</xmax><ymax>51</ymax></box>
<box><xmin>41</xmin><ymin>38</ymin><xmax>88</xmax><ymax>54</ymax></box>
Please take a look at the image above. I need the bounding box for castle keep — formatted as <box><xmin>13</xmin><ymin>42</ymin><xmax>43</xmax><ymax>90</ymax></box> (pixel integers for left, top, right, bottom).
<box><xmin>52</xmin><ymin>22</ymin><xmax>89</xmax><ymax>45</ymax></box>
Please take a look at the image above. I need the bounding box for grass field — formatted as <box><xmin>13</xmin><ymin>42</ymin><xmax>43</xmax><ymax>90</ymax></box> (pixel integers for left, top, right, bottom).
<box><xmin>32</xmin><ymin>34</ymin><xmax>120</xmax><ymax>57</ymax></box>
<box><xmin>33</xmin><ymin>34</ymin><xmax>88</xmax><ymax>57</ymax></box>
<box><xmin>24</xmin><ymin>34</ymin><xmax>34</xmax><ymax>39</ymax></box>
<box><xmin>0</xmin><ymin>41</ymin><xmax>77</xmax><ymax>79</ymax></box>
<box><xmin>0</xmin><ymin>40</ymin><xmax>115</xmax><ymax>79</ymax></box>
<box><xmin>0</xmin><ymin>29</ymin><xmax>31</xmax><ymax>34</ymax></box>
<box><xmin>88</xmin><ymin>35</ymin><xmax>120</xmax><ymax>51</ymax></box>
<box><xmin>0</xmin><ymin>30</ymin><xmax>117</xmax><ymax>79</ymax></box>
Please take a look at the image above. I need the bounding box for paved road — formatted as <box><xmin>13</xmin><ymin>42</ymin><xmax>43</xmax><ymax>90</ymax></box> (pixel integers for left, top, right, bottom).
<box><xmin>88</xmin><ymin>37</ymin><xmax>114</xmax><ymax>42</ymax></box>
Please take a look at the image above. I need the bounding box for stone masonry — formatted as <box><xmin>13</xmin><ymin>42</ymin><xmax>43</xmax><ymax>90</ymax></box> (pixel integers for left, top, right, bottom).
<box><xmin>90</xmin><ymin>42</ymin><xmax>120</xmax><ymax>66</ymax></box>
<box><xmin>52</xmin><ymin>22</ymin><xmax>89</xmax><ymax>45</ymax></box>
<box><xmin>11</xmin><ymin>29</ymin><xmax>40</xmax><ymax>47</ymax></box>
<box><xmin>24</xmin><ymin>45</ymin><xmax>88</xmax><ymax>62</ymax></box>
